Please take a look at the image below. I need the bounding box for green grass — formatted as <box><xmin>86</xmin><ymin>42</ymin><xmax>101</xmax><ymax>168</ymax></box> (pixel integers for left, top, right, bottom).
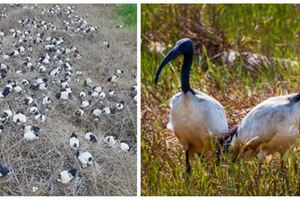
<box><xmin>142</xmin><ymin>4</ymin><xmax>300</xmax><ymax>196</ymax></box>
<box><xmin>118</xmin><ymin>4</ymin><xmax>137</xmax><ymax>30</ymax></box>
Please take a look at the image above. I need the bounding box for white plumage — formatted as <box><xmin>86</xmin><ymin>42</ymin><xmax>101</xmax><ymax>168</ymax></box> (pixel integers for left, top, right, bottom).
<box><xmin>92</xmin><ymin>108</ymin><xmax>102</xmax><ymax>117</ymax></box>
<box><xmin>58</xmin><ymin>90</ymin><xmax>71</xmax><ymax>100</ymax></box>
<box><xmin>69</xmin><ymin>133</ymin><xmax>80</xmax><ymax>150</ymax></box>
<box><xmin>102</xmin><ymin>107</ymin><xmax>111</xmax><ymax>114</ymax></box>
<box><xmin>24</xmin><ymin>125</ymin><xmax>39</xmax><ymax>141</ymax></box>
<box><xmin>167</xmin><ymin>91</ymin><xmax>228</xmax><ymax>148</ymax></box>
<box><xmin>29</xmin><ymin>106</ymin><xmax>39</xmax><ymax>115</ymax></box>
<box><xmin>24</xmin><ymin>96</ymin><xmax>34</xmax><ymax>105</ymax></box>
<box><xmin>77</xmin><ymin>151</ymin><xmax>93</xmax><ymax>168</ymax></box>
<box><xmin>42</xmin><ymin>96</ymin><xmax>52</xmax><ymax>105</ymax></box>
<box><xmin>85</xmin><ymin>132</ymin><xmax>97</xmax><ymax>142</ymax></box>
<box><xmin>93</xmin><ymin>86</ymin><xmax>102</xmax><ymax>93</ymax></box>
<box><xmin>108</xmin><ymin>75</ymin><xmax>118</xmax><ymax>82</ymax></box>
<box><xmin>91</xmin><ymin>91</ymin><xmax>99</xmax><ymax>97</ymax></box>
<box><xmin>108</xmin><ymin>90</ymin><xmax>115</xmax><ymax>97</ymax></box>
<box><xmin>120</xmin><ymin>141</ymin><xmax>131</xmax><ymax>152</ymax></box>
<box><xmin>34</xmin><ymin>113</ymin><xmax>46</xmax><ymax>122</ymax></box>
<box><xmin>75</xmin><ymin>109</ymin><xmax>84</xmax><ymax>117</ymax></box>
<box><xmin>115</xmin><ymin>69</ymin><xmax>123</xmax><ymax>74</ymax></box>
<box><xmin>13</xmin><ymin>112</ymin><xmax>27</xmax><ymax>124</ymax></box>
<box><xmin>79</xmin><ymin>91</ymin><xmax>86</xmax><ymax>98</ymax></box>
<box><xmin>49</xmin><ymin>67</ymin><xmax>61</xmax><ymax>77</ymax></box>
<box><xmin>84</xmin><ymin>78</ymin><xmax>92</xmax><ymax>87</ymax></box>
<box><xmin>104</xmin><ymin>135</ymin><xmax>116</xmax><ymax>147</ymax></box>
<box><xmin>99</xmin><ymin>92</ymin><xmax>106</xmax><ymax>99</ymax></box>
<box><xmin>1</xmin><ymin>109</ymin><xmax>13</xmax><ymax>122</ymax></box>
<box><xmin>38</xmin><ymin>83</ymin><xmax>48</xmax><ymax>90</ymax></box>
<box><xmin>38</xmin><ymin>65</ymin><xmax>47</xmax><ymax>73</ymax></box>
<box><xmin>80</xmin><ymin>100</ymin><xmax>90</xmax><ymax>108</ymax></box>
<box><xmin>13</xmin><ymin>84</ymin><xmax>22</xmax><ymax>93</ymax></box>
<box><xmin>116</xmin><ymin>102</ymin><xmax>124</xmax><ymax>110</ymax></box>
<box><xmin>133</xmin><ymin>95</ymin><xmax>137</xmax><ymax>102</ymax></box>
<box><xmin>230</xmin><ymin>93</ymin><xmax>300</xmax><ymax>161</ymax></box>
<box><xmin>57</xmin><ymin>168</ymin><xmax>77</xmax><ymax>184</ymax></box>
<box><xmin>155</xmin><ymin>38</ymin><xmax>228</xmax><ymax>174</ymax></box>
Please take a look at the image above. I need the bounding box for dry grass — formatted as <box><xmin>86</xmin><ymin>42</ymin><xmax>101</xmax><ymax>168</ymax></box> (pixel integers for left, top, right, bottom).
<box><xmin>0</xmin><ymin>4</ymin><xmax>136</xmax><ymax>196</ymax></box>
<box><xmin>141</xmin><ymin>4</ymin><xmax>300</xmax><ymax>196</ymax></box>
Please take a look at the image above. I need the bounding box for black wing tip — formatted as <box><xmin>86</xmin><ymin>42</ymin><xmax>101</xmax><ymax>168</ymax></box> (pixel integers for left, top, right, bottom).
<box><xmin>289</xmin><ymin>93</ymin><xmax>300</xmax><ymax>103</ymax></box>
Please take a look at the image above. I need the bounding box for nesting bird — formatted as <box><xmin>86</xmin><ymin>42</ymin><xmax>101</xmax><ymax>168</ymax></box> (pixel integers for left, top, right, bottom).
<box><xmin>92</xmin><ymin>108</ymin><xmax>102</xmax><ymax>117</ymax></box>
<box><xmin>76</xmin><ymin>151</ymin><xmax>93</xmax><ymax>168</ymax></box>
<box><xmin>23</xmin><ymin>96</ymin><xmax>34</xmax><ymax>105</ymax></box>
<box><xmin>116</xmin><ymin>101</ymin><xmax>124</xmax><ymax>110</ymax></box>
<box><xmin>155</xmin><ymin>38</ymin><xmax>229</xmax><ymax>174</ymax></box>
<box><xmin>80</xmin><ymin>100</ymin><xmax>90</xmax><ymax>108</ymax></box>
<box><xmin>24</xmin><ymin>125</ymin><xmax>40</xmax><ymax>141</ymax></box>
<box><xmin>102</xmin><ymin>107</ymin><xmax>111</xmax><ymax>114</ymax></box>
<box><xmin>57</xmin><ymin>168</ymin><xmax>77</xmax><ymax>184</ymax></box>
<box><xmin>85</xmin><ymin>132</ymin><xmax>97</xmax><ymax>142</ymax></box>
<box><xmin>120</xmin><ymin>140</ymin><xmax>131</xmax><ymax>152</ymax></box>
<box><xmin>107</xmin><ymin>75</ymin><xmax>118</xmax><ymax>82</ymax></box>
<box><xmin>104</xmin><ymin>135</ymin><xmax>117</xmax><ymax>147</ymax></box>
<box><xmin>0</xmin><ymin>82</ymin><xmax>13</xmax><ymax>98</ymax></box>
<box><xmin>0</xmin><ymin>109</ymin><xmax>13</xmax><ymax>124</ymax></box>
<box><xmin>13</xmin><ymin>112</ymin><xmax>27</xmax><ymax>124</ymax></box>
<box><xmin>69</xmin><ymin>132</ymin><xmax>80</xmax><ymax>150</ymax></box>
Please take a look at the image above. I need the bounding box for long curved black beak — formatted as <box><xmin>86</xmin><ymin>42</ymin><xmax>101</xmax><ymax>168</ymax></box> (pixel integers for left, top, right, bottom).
<box><xmin>154</xmin><ymin>45</ymin><xmax>181</xmax><ymax>85</ymax></box>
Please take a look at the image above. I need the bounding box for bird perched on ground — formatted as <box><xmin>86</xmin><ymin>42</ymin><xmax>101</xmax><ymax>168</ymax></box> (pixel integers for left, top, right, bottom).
<box><xmin>13</xmin><ymin>112</ymin><xmax>27</xmax><ymax>124</ymax></box>
<box><xmin>76</xmin><ymin>150</ymin><xmax>93</xmax><ymax>168</ymax></box>
<box><xmin>92</xmin><ymin>108</ymin><xmax>102</xmax><ymax>117</ymax></box>
<box><xmin>0</xmin><ymin>165</ymin><xmax>9</xmax><ymax>177</ymax></box>
<box><xmin>226</xmin><ymin>93</ymin><xmax>300</xmax><ymax>164</ymax></box>
<box><xmin>116</xmin><ymin>101</ymin><xmax>124</xmax><ymax>110</ymax></box>
<box><xmin>69</xmin><ymin>132</ymin><xmax>80</xmax><ymax>150</ymax></box>
<box><xmin>0</xmin><ymin>108</ymin><xmax>13</xmax><ymax>124</ymax></box>
<box><xmin>57</xmin><ymin>168</ymin><xmax>77</xmax><ymax>184</ymax></box>
<box><xmin>104</xmin><ymin>135</ymin><xmax>117</xmax><ymax>147</ymax></box>
<box><xmin>155</xmin><ymin>38</ymin><xmax>229</xmax><ymax>175</ymax></box>
<box><xmin>24</xmin><ymin>125</ymin><xmax>40</xmax><ymax>141</ymax></box>
<box><xmin>120</xmin><ymin>140</ymin><xmax>131</xmax><ymax>152</ymax></box>
<box><xmin>85</xmin><ymin>132</ymin><xmax>97</xmax><ymax>142</ymax></box>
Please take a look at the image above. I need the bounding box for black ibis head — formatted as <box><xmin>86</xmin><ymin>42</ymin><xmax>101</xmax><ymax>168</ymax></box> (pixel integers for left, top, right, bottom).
<box><xmin>155</xmin><ymin>38</ymin><xmax>193</xmax><ymax>85</ymax></box>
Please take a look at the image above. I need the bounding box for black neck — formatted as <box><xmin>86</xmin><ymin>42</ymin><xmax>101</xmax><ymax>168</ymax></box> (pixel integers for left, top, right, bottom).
<box><xmin>181</xmin><ymin>53</ymin><xmax>193</xmax><ymax>94</ymax></box>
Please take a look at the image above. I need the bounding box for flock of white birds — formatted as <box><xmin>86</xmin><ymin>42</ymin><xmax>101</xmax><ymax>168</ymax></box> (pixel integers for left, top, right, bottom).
<box><xmin>0</xmin><ymin>4</ymin><xmax>137</xmax><ymax>185</ymax></box>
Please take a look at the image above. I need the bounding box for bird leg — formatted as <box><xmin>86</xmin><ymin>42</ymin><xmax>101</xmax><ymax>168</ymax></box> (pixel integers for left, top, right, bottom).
<box><xmin>280</xmin><ymin>154</ymin><xmax>288</xmax><ymax>194</ymax></box>
<box><xmin>255</xmin><ymin>151</ymin><xmax>265</xmax><ymax>194</ymax></box>
<box><xmin>256</xmin><ymin>160</ymin><xmax>262</xmax><ymax>194</ymax></box>
<box><xmin>186</xmin><ymin>149</ymin><xmax>191</xmax><ymax>175</ymax></box>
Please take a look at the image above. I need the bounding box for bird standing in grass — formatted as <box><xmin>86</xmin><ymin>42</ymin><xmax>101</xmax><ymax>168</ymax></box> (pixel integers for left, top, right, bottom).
<box><xmin>155</xmin><ymin>38</ymin><xmax>229</xmax><ymax>175</ymax></box>
<box><xmin>225</xmin><ymin>93</ymin><xmax>300</xmax><ymax>181</ymax></box>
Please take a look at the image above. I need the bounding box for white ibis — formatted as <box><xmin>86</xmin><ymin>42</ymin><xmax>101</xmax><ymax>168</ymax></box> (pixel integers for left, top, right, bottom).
<box><xmin>76</xmin><ymin>151</ymin><xmax>93</xmax><ymax>168</ymax></box>
<box><xmin>155</xmin><ymin>38</ymin><xmax>229</xmax><ymax>174</ymax></box>
<box><xmin>229</xmin><ymin>93</ymin><xmax>300</xmax><ymax>163</ymax></box>
<box><xmin>57</xmin><ymin>168</ymin><xmax>77</xmax><ymax>184</ymax></box>
<box><xmin>69</xmin><ymin>132</ymin><xmax>80</xmax><ymax>150</ymax></box>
